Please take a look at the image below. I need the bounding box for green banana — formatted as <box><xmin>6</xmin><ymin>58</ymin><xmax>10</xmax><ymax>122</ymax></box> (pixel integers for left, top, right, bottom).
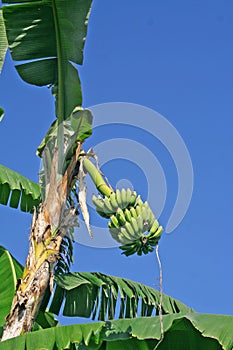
<box><xmin>120</xmin><ymin>188</ymin><xmax>128</xmax><ymax>209</ymax></box>
<box><xmin>140</xmin><ymin>206</ymin><xmax>147</xmax><ymax>220</ymax></box>
<box><xmin>129</xmin><ymin>191</ymin><xmax>137</xmax><ymax>206</ymax></box>
<box><xmin>131</xmin><ymin>217</ymin><xmax>139</xmax><ymax>234</ymax></box>
<box><xmin>103</xmin><ymin>197</ymin><xmax>114</xmax><ymax>215</ymax></box>
<box><xmin>108</xmin><ymin>221</ymin><xmax>114</xmax><ymax>230</ymax></box>
<box><xmin>124</xmin><ymin>208</ymin><xmax>132</xmax><ymax>222</ymax></box>
<box><xmin>109</xmin><ymin>192</ymin><xmax>119</xmax><ymax>211</ymax></box>
<box><xmin>120</xmin><ymin>227</ymin><xmax>133</xmax><ymax>244</ymax></box>
<box><xmin>135</xmin><ymin>196</ymin><xmax>143</xmax><ymax>207</ymax></box>
<box><xmin>130</xmin><ymin>207</ymin><xmax>137</xmax><ymax>219</ymax></box>
<box><xmin>92</xmin><ymin>195</ymin><xmax>105</xmax><ymax>212</ymax></box>
<box><xmin>116</xmin><ymin>208</ymin><xmax>126</xmax><ymax>226</ymax></box>
<box><xmin>136</xmin><ymin>215</ymin><xmax>144</xmax><ymax>234</ymax></box>
<box><xmin>124</xmin><ymin>221</ymin><xmax>137</xmax><ymax>239</ymax></box>
<box><xmin>149</xmin><ymin>220</ymin><xmax>160</xmax><ymax>235</ymax></box>
<box><xmin>110</xmin><ymin>215</ymin><xmax>120</xmax><ymax>228</ymax></box>
<box><xmin>135</xmin><ymin>204</ymin><xmax>142</xmax><ymax>217</ymax></box>
<box><xmin>147</xmin><ymin>210</ymin><xmax>156</xmax><ymax>229</ymax></box>
<box><xmin>93</xmin><ymin>196</ymin><xmax>110</xmax><ymax>218</ymax></box>
<box><xmin>148</xmin><ymin>225</ymin><xmax>163</xmax><ymax>240</ymax></box>
<box><xmin>116</xmin><ymin>189</ymin><xmax>122</xmax><ymax>207</ymax></box>
<box><xmin>126</xmin><ymin>188</ymin><xmax>132</xmax><ymax>206</ymax></box>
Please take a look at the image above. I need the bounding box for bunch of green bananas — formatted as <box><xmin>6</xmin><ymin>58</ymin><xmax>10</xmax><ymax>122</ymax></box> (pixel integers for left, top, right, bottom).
<box><xmin>92</xmin><ymin>188</ymin><xmax>162</xmax><ymax>256</ymax></box>
<box><xmin>92</xmin><ymin>188</ymin><xmax>137</xmax><ymax>217</ymax></box>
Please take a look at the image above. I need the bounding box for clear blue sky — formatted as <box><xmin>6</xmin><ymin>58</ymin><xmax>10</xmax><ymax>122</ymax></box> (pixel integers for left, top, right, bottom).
<box><xmin>0</xmin><ymin>0</ymin><xmax>233</xmax><ymax>319</ymax></box>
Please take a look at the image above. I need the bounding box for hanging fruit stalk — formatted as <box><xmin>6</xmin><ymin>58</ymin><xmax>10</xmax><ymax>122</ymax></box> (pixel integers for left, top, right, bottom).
<box><xmin>83</xmin><ymin>157</ymin><xmax>163</xmax><ymax>256</ymax></box>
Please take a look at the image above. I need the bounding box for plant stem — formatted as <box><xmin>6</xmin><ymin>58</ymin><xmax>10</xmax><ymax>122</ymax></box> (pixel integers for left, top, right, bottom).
<box><xmin>83</xmin><ymin>158</ymin><xmax>113</xmax><ymax>197</ymax></box>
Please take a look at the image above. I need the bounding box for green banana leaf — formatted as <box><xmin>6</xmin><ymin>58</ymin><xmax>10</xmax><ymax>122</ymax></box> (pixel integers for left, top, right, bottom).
<box><xmin>0</xmin><ymin>164</ymin><xmax>41</xmax><ymax>212</ymax></box>
<box><xmin>49</xmin><ymin>272</ymin><xmax>194</xmax><ymax>320</ymax></box>
<box><xmin>0</xmin><ymin>313</ymin><xmax>233</xmax><ymax>349</ymax></box>
<box><xmin>2</xmin><ymin>0</ymin><xmax>92</xmax><ymax>120</ymax></box>
<box><xmin>32</xmin><ymin>310</ymin><xmax>59</xmax><ymax>332</ymax></box>
<box><xmin>0</xmin><ymin>9</ymin><xmax>8</xmax><ymax>74</ymax></box>
<box><xmin>0</xmin><ymin>246</ymin><xmax>23</xmax><ymax>327</ymax></box>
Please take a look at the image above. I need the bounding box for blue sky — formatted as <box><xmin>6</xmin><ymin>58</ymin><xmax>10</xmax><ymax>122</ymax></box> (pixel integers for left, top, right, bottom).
<box><xmin>0</xmin><ymin>0</ymin><xmax>233</xmax><ymax>319</ymax></box>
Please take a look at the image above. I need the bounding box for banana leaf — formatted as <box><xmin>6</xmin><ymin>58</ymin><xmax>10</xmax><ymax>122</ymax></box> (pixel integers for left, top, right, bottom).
<box><xmin>0</xmin><ymin>164</ymin><xmax>41</xmax><ymax>212</ymax></box>
<box><xmin>0</xmin><ymin>9</ymin><xmax>8</xmax><ymax>73</ymax></box>
<box><xmin>49</xmin><ymin>272</ymin><xmax>194</xmax><ymax>320</ymax></box>
<box><xmin>0</xmin><ymin>246</ymin><xmax>23</xmax><ymax>327</ymax></box>
<box><xmin>0</xmin><ymin>313</ymin><xmax>233</xmax><ymax>350</ymax></box>
<box><xmin>2</xmin><ymin>0</ymin><xmax>93</xmax><ymax>120</ymax></box>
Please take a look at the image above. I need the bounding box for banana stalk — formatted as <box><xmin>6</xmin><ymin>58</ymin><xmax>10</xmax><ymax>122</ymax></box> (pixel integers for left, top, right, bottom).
<box><xmin>83</xmin><ymin>157</ymin><xmax>113</xmax><ymax>197</ymax></box>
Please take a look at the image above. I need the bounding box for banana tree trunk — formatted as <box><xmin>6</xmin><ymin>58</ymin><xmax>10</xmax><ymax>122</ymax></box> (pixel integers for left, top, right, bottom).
<box><xmin>1</xmin><ymin>144</ymin><xmax>82</xmax><ymax>341</ymax></box>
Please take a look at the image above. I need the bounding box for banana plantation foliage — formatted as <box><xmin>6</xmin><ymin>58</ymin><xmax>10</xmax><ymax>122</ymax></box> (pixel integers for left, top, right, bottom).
<box><xmin>0</xmin><ymin>1</ymin><xmax>232</xmax><ymax>349</ymax></box>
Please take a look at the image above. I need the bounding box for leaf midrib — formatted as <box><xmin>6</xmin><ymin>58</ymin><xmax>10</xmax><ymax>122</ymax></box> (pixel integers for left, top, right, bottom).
<box><xmin>51</xmin><ymin>0</ymin><xmax>64</xmax><ymax>173</ymax></box>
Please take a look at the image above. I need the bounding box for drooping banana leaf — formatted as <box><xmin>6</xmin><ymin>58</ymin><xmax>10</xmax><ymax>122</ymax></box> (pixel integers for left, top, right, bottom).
<box><xmin>0</xmin><ymin>313</ymin><xmax>233</xmax><ymax>350</ymax></box>
<box><xmin>2</xmin><ymin>0</ymin><xmax>93</xmax><ymax>120</ymax></box>
<box><xmin>0</xmin><ymin>246</ymin><xmax>23</xmax><ymax>327</ymax></box>
<box><xmin>49</xmin><ymin>272</ymin><xmax>194</xmax><ymax>321</ymax></box>
<box><xmin>0</xmin><ymin>164</ymin><xmax>41</xmax><ymax>212</ymax></box>
<box><xmin>104</xmin><ymin>314</ymin><xmax>233</xmax><ymax>350</ymax></box>
<box><xmin>0</xmin><ymin>9</ymin><xmax>8</xmax><ymax>74</ymax></box>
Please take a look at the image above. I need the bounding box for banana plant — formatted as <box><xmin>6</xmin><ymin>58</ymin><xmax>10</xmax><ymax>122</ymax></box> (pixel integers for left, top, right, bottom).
<box><xmin>0</xmin><ymin>0</ymin><xmax>233</xmax><ymax>349</ymax></box>
<box><xmin>0</xmin><ymin>0</ymin><xmax>94</xmax><ymax>340</ymax></box>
